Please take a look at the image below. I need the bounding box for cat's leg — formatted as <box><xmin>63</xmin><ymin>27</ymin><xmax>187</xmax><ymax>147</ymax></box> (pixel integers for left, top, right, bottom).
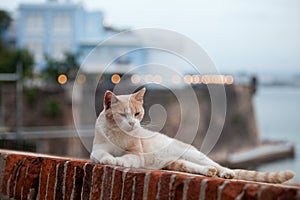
<box><xmin>163</xmin><ymin>159</ymin><xmax>217</xmax><ymax>177</ymax></box>
<box><xmin>90</xmin><ymin>143</ymin><xmax>121</xmax><ymax>165</ymax></box>
<box><xmin>180</xmin><ymin>148</ymin><xmax>235</xmax><ymax>179</ymax></box>
<box><xmin>90</xmin><ymin>149</ymin><xmax>118</xmax><ymax>165</ymax></box>
<box><xmin>115</xmin><ymin>154</ymin><xmax>144</xmax><ymax>168</ymax></box>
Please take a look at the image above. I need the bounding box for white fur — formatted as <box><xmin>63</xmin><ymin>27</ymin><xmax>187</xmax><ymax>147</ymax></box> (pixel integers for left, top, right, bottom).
<box><xmin>91</xmin><ymin>103</ymin><xmax>234</xmax><ymax>178</ymax></box>
<box><xmin>90</xmin><ymin>89</ymin><xmax>295</xmax><ymax>183</ymax></box>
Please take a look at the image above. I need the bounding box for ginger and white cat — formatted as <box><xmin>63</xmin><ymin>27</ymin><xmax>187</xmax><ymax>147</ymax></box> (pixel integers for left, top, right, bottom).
<box><xmin>91</xmin><ymin>88</ymin><xmax>295</xmax><ymax>183</ymax></box>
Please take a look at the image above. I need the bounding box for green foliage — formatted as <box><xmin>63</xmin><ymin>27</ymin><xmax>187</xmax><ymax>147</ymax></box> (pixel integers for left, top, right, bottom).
<box><xmin>0</xmin><ymin>10</ymin><xmax>11</xmax><ymax>34</ymax></box>
<box><xmin>0</xmin><ymin>9</ymin><xmax>34</xmax><ymax>79</ymax></box>
<box><xmin>43</xmin><ymin>99</ymin><xmax>62</xmax><ymax>118</ymax></box>
<box><xmin>0</xmin><ymin>9</ymin><xmax>11</xmax><ymax>49</ymax></box>
<box><xmin>42</xmin><ymin>52</ymin><xmax>80</xmax><ymax>84</ymax></box>
<box><xmin>0</xmin><ymin>48</ymin><xmax>34</xmax><ymax>78</ymax></box>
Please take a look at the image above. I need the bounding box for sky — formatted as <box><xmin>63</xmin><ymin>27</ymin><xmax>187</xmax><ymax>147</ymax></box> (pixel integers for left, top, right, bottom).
<box><xmin>1</xmin><ymin>0</ymin><xmax>300</xmax><ymax>76</ymax></box>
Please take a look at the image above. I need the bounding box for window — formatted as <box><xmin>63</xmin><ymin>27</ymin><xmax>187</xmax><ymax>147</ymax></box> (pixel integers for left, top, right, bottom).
<box><xmin>24</xmin><ymin>39</ymin><xmax>44</xmax><ymax>62</ymax></box>
<box><xmin>24</xmin><ymin>14</ymin><xmax>44</xmax><ymax>35</ymax></box>
<box><xmin>52</xmin><ymin>14</ymin><xmax>72</xmax><ymax>35</ymax></box>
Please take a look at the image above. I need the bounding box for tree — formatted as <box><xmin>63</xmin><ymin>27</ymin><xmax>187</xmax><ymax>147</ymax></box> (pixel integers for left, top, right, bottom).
<box><xmin>0</xmin><ymin>10</ymin><xmax>11</xmax><ymax>33</ymax></box>
<box><xmin>0</xmin><ymin>9</ymin><xmax>11</xmax><ymax>49</ymax></box>
<box><xmin>0</xmin><ymin>9</ymin><xmax>34</xmax><ymax>79</ymax></box>
<box><xmin>0</xmin><ymin>48</ymin><xmax>34</xmax><ymax>78</ymax></box>
<box><xmin>62</xmin><ymin>51</ymin><xmax>80</xmax><ymax>79</ymax></box>
<box><xmin>42</xmin><ymin>52</ymin><xmax>80</xmax><ymax>84</ymax></box>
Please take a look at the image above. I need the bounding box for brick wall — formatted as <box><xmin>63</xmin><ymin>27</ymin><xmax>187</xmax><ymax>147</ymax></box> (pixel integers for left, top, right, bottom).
<box><xmin>0</xmin><ymin>150</ymin><xmax>299</xmax><ymax>200</ymax></box>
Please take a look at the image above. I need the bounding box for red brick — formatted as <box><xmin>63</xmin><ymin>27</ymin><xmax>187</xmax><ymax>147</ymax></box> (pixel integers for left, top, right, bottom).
<box><xmin>158</xmin><ymin>173</ymin><xmax>173</xmax><ymax>199</ymax></box>
<box><xmin>90</xmin><ymin>165</ymin><xmax>104</xmax><ymax>200</ymax></box>
<box><xmin>220</xmin><ymin>181</ymin><xmax>245</xmax><ymax>200</ymax></box>
<box><xmin>111</xmin><ymin>168</ymin><xmax>123</xmax><ymax>200</ymax></box>
<box><xmin>81</xmin><ymin>163</ymin><xmax>94</xmax><ymax>200</ymax></box>
<box><xmin>133</xmin><ymin>172</ymin><xmax>146</xmax><ymax>200</ymax></box>
<box><xmin>9</xmin><ymin>158</ymin><xmax>26</xmax><ymax>197</ymax></box>
<box><xmin>277</xmin><ymin>187</ymin><xmax>297</xmax><ymax>200</ymax></box>
<box><xmin>2</xmin><ymin>154</ymin><xmax>25</xmax><ymax>196</ymax></box>
<box><xmin>14</xmin><ymin>157</ymin><xmax>30</xmax><ymax>199</ymax></box>
<box><xmin>244</xmin><ymin>184</ymin><xmax>259</xmax><ymax>199</ymax></box>
<box><xmin>39</xmin><ymin>159</ymin><xmax>60</xmax><ymax>200</ymax></box>
<box><xmin>72</xmin><ymin>164</ymin><xmax>85</xmax><ymax>199</ymax></box>
<box><xmin>171</xmin><ymin>174</ymin><xmax>189</xmax><ymax>200</ymax></box>
<box><xmin>1</xmin><ymin>151</ymin><xmax>300</xmax><ymax>200</ymax></box>
<box><xmin>54</xmin><ymin>163</ymin><xmax>65</xmax><ymax>200</ymax></box>
<box><xmin>63</xmin><ymin>161</ymin><xmax>74</xmax><ymax>200</ymax></box>
<box><xmin>147</xmin><ymin>171</ymin><xmax>164</xmax><ymax>199</ymax></box>
<box><xmin>186</xmin><ymin>176</ymin><xmax>206</xmax><ymax>199</ymax></box>
<box><xmin>22</xmin><ymin>157</ymin><xmax>43</xmax><ymax>199</ymax></box>
<box><xmin>122</xmin><ymin>169</ymin><xmax>136</xmax><ymax>200</ymax></box>
<box><xmin>205</xmin><ymin>177</ymin><xmax>225</xmax><ymax>200</ymax></box>
<box><xmin>124</xmin><ymin>168</ymin><xmax>151</xmax><ymax>200</ymax></box>
<box><xmin>63</xmin><ymin>160</ymin><xmax>87</xmax><ymax>200</ymax></box>
<box><xmin>102</xmin><ymin>166</ymin><xmax>115</xmax><ymax>199</ymax></box>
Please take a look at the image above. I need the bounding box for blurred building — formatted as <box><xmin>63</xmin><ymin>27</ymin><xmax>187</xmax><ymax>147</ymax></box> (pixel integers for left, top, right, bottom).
<box><xmin>16</xmin><ymin>0</ymin><xmax>147</xmax><ymax>72</ymax></box>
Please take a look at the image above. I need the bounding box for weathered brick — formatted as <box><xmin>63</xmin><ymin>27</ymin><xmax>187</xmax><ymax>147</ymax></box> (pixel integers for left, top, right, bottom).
<box><xmin>72</xmin><ymin>165</ymin><xmax>85</xmax><ymax>199</ymax></box>
<box><xmin>133</xmin><ymin>172</ymin><xmax>146</xmax><ymax>200</ymax></box>
<box><xmin>23</xmin><ymin>157</ymin><xmax>43</xmax><ymax>200</ymax></box>
<box><xmin>186</xmin><ymin>176</ymin><xmax>205</xmax><ymax>199</ymax></box>
<box><xmin>13</xmin><ymin>157</ymin><xmax>29</xmax><ymax>199</ymax></box>
<box><xmin>1</xmin><ymin>150</ymin><xmax>300</xmax><ymax>200</ymax></box>
<box><xmin>90</xmin><ymin>165</ymin><xmax>104</xmax><ymax>200</ymax></box>
<box><xmin>2</xmin><ymin>154</ymin><xmax>24</xmax><ymax>196</ymax></box>
<box><xmin>111</xmin><ymin>168</ymin><xmax>123</xmax><ymax>200</ymax></box>
<box><xmin>147</xmin><ymin>171</ymin><xmax>164</xmax><ymax>199</ymax></box>
<box><xmin>9</xmin><ymin>157</ymin><xmax>26</xmax><ymax>197</ymax></box>
<box><xmin>205</xmin><ymin>177</ymin><xmax>225</xmax><ymax>200</ymax></box>
<box><xmin>54</xmin><ymin>163</ymin><xmax>65</xmax><ymax>200</ymax></box>
<box><xmin>158</xmin><ymin>173</ymin><xmax>173</xmax><ymax>199</ymax></box>
<box><xmin>244</xmin><ymin>184</ymin><xmax>259</xmax><ymax>199</ymax></box>
<box><xmin>40</xmin><ymin>159</ymin><xmax>60</xmax><ymax>200</ymax></box>
<box><xmin>277</xmin><ymin>187</ymin><xmax>298</xmax><ymax>200</ymax></box>
<box><xmin>171</xmin><ymin>174</ymin><xmax>189</xmax><ymax>200</ymax></box>
<box><xmin>63</xmin><ymin>161</ymin><xmax>75</xmax><ymax>200</ymax></box>
<box><xmin>102</xmin><ymin>166</ymin><xmax>115</xmax><ymax>199</ymax></box>
<box><xmin>220</xmin><ymin>180</ymin><xmax>245</xmax><ymax>200</ymax></box>
<box><xmin>81</xmin><ymin>163</ymin><xmax>94</xmax><ymax>200</ymax></box>
<box><xmin>63</xmin><ymin>160</ymin><xmax>87</xmax><ymax>200</ymax></box>
<box><xmin>122</xmin><ymin>169</ymin><xmax>136</xmax><ymax>200</ymax></box>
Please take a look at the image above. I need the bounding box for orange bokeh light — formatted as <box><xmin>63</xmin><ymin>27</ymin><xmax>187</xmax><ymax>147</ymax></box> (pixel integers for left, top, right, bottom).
<box><xmin>58</xmin><ymin>74</ymin><xmax>67</xmax><ymax>85</ymax></box>
<box><xmin>111</xmin><ymin>74</ymin><xmax>121</xmax><ymax>84</ymax></box>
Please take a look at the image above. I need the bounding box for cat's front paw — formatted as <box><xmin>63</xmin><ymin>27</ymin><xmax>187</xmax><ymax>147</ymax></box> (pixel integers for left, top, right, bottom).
<box><xmin>99</xmin><ymin>157</ymin><xmax>118</xmax><ymax>166</ymax></box>
<box><xmin>219</xmin><ymin>168</ymin><xmax>235</xmax><ymax>179</ymax></box>
<box><xmin>116</xmin><ymin>158</ymin><xmax>137</xmax><ymax>168</ymax></box>
<box><xmin>204</xmin><ymin>166</ymin><xmax>218</xmax><ymax>177</ymax></box>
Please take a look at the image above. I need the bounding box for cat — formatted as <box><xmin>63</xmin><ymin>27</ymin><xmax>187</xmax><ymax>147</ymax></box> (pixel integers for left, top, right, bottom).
<box><xmin>90</xmin><ymin>87</ymin><xmax>295</xmax><ymax>183</ymax></box>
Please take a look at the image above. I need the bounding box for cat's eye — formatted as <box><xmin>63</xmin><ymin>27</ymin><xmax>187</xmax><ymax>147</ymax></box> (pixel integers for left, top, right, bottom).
<box><xmin>135</xmin><ymin>112</ymin><xmax>140</xmax><ymax>116</ymax></box>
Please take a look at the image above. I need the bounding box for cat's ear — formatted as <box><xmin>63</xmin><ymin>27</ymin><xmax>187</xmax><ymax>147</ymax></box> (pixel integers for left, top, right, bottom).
<box><xmin>104</xmin><ymin>90</ymin><xmax>118</xmax><ymax>110</ymax></box>
<box><xmin>133</xmin><ymin>87</ymin><xmax>146</xmax><ymax>102</ymax></box>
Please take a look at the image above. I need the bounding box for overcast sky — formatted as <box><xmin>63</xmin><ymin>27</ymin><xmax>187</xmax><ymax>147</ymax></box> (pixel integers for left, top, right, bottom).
<box><xmin>1</xmin><ymin>0</ymin><xmax>300</xmax><ymax>75</ymax></box>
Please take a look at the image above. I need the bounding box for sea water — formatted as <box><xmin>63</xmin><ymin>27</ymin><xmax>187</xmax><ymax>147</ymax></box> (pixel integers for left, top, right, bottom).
<box><xmin>254</xmin><ymin>86</ymin><xmax>300</xmax><ymax>182</ymax></box>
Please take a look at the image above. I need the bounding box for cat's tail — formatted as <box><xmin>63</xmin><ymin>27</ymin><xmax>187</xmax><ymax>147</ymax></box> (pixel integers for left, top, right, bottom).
<box><xmin>233</xmin><ymin>169</ymin><xmax>295</xmax><ymax>183</ymax></box>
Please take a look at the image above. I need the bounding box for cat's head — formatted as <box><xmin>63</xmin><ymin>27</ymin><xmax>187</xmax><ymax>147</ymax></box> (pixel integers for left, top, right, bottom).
<box><xmin>103</xmin><ymin>88</ymin><xmax>146</xmax><ymax>132</ymax></box>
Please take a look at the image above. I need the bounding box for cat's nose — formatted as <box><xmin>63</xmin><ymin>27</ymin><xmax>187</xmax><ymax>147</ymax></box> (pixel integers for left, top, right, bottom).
<box><xmin>129</xmin><ymin>121</ymin><xmax>135</xmax><ymax>127</ymax></box>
